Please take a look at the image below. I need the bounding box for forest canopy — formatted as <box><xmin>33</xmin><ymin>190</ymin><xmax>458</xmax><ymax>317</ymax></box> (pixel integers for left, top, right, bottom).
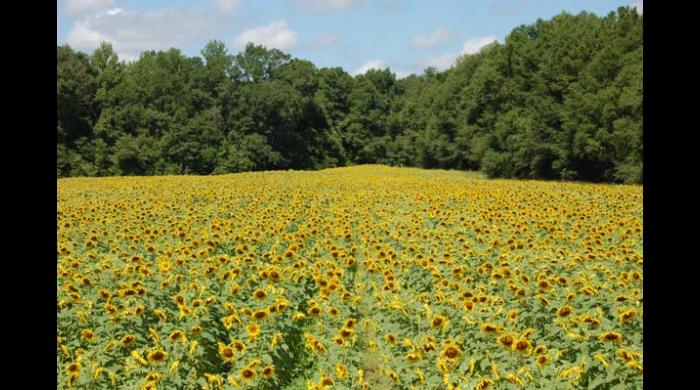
<box><xmin>57</xmin><ymin>7</ymin><xmax>642</xmax><ymax>183</ymax></box>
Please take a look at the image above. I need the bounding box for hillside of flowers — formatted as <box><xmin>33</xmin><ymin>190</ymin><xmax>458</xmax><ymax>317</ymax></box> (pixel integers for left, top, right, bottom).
<box><xmin>57</xmin><ymin>165</ymin><xmax>643</xmax><ymax>389</ymax></box>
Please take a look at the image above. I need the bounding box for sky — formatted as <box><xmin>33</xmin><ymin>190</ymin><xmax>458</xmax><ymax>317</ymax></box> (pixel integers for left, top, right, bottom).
<box><xmin>57</xmin><ymin>0</ymin><xmax>642</xmax><ymax>77</ymax></box>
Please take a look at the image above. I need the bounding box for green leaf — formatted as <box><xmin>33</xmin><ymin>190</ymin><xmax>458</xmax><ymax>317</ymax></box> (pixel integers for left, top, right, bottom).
<box><xmin>588</xmin><ymin>377</ymin><xmax>605</xmax><ymax>389</ymax></box>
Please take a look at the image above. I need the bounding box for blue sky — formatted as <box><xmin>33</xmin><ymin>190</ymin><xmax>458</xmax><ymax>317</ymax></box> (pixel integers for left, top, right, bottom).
<box><xmin>57</xmin><ymin>0</ymin><xmax>642</xmax><ymax>77</ymax></box>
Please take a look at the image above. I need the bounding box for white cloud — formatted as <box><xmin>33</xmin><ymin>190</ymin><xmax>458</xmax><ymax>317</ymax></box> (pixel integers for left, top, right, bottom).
<box><xmin>411</xmin><ymin>28</ymin><xmax>457</xmax><ymax>50</ymax></box>
<box><xmin>631</xmin><ymin>0</ymin><xmax>643</xmax><ymax>14</ymax></box>
<box><xmin>296</xmin><ymin>0</ymin><xmax>363</xmax><ymax>13</ymax></box>
<box><xmin>424</xmin><ymin>36</ymin><xmax>500</xmax><ymax>71</ymax></box>
<box><xmin>394</xmin><ymin>70</ymin><xmax>413</xmax><ymax>79</ymax></box>
<box><xmin>64</xmin><ymin>0</ymin><xmax>114</xmax><ymax>15</ymax></box>
<box><xmin>461</xmin><ymin>36</ymin><xmax>499</xmax><ymax>55</ymax></box>
<box><xmin>309</xmin><ymin>33</ymin><xmax>339</xmax><ymax>49</ymax></box>
<box><xmin>67</xmin><ymin>20</ymin><xmax>106</xmax><ymax>48</ymax></box>
<box><xmin>425</xmin><ymin>53</ymin><xmax>457</xmax><ymax>71</ymax></box>
<box><xmin>352</xmin><ymin>59</ymin><xmax>385</xmax><ymax>76</ymax></box>
<box><xmin>213</xmin><ymin>0</ymin><xmax>243</xmax><ymax>14</ymax></box>
<box><xmin>66</xmin><ymin>8</ymin><xmax>225</xmax><ymax>62</ymax></box>
<box><xmin>233</xmin><ymin>20</ymin><xmax>298</xmax><ymax>51</ymax></box>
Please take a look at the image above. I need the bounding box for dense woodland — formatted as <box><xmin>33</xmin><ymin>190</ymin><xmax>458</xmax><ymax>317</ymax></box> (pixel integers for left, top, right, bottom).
<box><xmin>57</xmin><ymin>7</ymin><xmax>642</xmax><ymax>183</ymax></box>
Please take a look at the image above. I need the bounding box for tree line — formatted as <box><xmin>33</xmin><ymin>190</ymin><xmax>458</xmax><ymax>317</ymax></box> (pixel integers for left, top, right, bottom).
<box><xmin>57</xmin><ymin>7</ymin><xmax>642</xmax><ymax>183</ymax></box>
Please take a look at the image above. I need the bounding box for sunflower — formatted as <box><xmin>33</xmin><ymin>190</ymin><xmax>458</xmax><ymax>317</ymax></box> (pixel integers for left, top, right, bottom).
<box><xmin>308</xmin><ymin>306</ymin><xmax>323</xmax><ymax>316</ymax></box>
<box><xmin>68</xmin><ymin>372</ymin><xmax>80</xmax><ymax>387</ymax></box>
<box><xmin>98</xmin><ymin>289</ymin><xmax>111</xmax><ymax>300</ymax></box>
<box><xmin>292</xmin><ymin>312</ymin><xmax>306</xmax><ymax>321</ymax></box>
<box><xmin>387</xmin><ymin>370</ymin><xmax>400</xmax><ymax>383</ymax></box>
<box><xmin>204</xmin><ymin>373</ymin><xmax>222</xmax><ymax>387</ymax></box>
<box><xmin>218</xmin><ymin>342</ymin><xmax>236</xmax><ymax>363</ymax></box>
<box><xmin>594</xmin><ymin>353</ymin><xmax>609</xmax><ymax>367</ymax></box>
<box><xmin>253</xmin><ymin>309</ymin><xmax>269</xmax><ymax>321</ymax></box>
<box><xmin>422</xmin><ymin>341</ymin><xmax>437</xmax><ymax>352</ymax></box>
<box><xmin>270</xmin><ymin>332</ymin><xmax>283</xmax><ymax>348</ymax></box>
<box><xmin>384</xmin><ymin>333</ymin><xmax>398</xmax><ymax>345</ymax></box>
<box><xmin>120</xmin><ymin>334</ymin><xmax>137</xmax><ymax>346</ymax></box>
<box><xmin>627</xmin><ymin>361</ymin><xmax>643</xmax><ymax>373</ymax></box>
<box><xmin>506</xmin><ymin>372</ymin><xmax>524</xmax><ymax>386</ymax></box>
<box><xmin>335</xmin><ymin>363</ymin><xmax>348</xmax><ymax>378</ymax></box>
<box><xmin>441</xmin><ymin>346</ymin><xmax>461</xmax><ymax>360</ymax></box>
<box><xmin>332</xmin><ymin>336</ymin><xmax>344</xmax><ymax>346</ymax></box>
<box><xmin>276</xmin><ymin>300</ymin><xmax>289</xmax><ymax>312</ymax></box>
<box><xmin>246</xmin><ymin>322</ymin><xmax>261</xmax><ymax>339</ymax></box>
<box><xmin>497</xmin><ymin>334</ymin><xmax>514</xmax><ymax>348</ymax></box>
<box><xmin>519</xmin><ymin>328</ymin><xmax>536</xmax><ymax>338</ymax></box>
<box><xmin>344</xmin><ymin>318</ymin><xmax>357</xmax><ymax>329</ymax></box>
<box><xmin>231</xmin><ymin>339</ymin><xmax>246</xmax><ymax>353</ymax></box>
<box><xmin>169</xmin><ymin>330</ymin><xmax>186</xmax><ymax>344</ymax></box>
<box><xmin>240</xmin><ymin>367</ymin><xmax>257</xmax><ymax>381</ymax></box>
<box><xmin>513</xmin><ymin>338</ymin><xmax>531</xmax><ymax>353</ymax></box>
<box><xmin>252</xmin><ymin>289</ymin><xmax>267</xmax><ymax>300</ymax></box>
<box><xmin>480</xmin><ymin>323</ymin><xmax>500</xmax><ymax>334</ymax></box>
<box><xmin>581</xmin><ymin>316</ymin><xmax>601</xmax><ymax>329</ymax></box>
<box><xmin>619</xmin><ymin>308</ymin><xmax>637</xmax><ymax>323</ymax></box>
<box><xmin>66</xmin><ymin>362</ymin><xmax>81</xmax><ymax>374</ymax></box>
<box><xmin>80</xmin><ymin>329</ymin><xmax>96</xmax><ymax>342</ymax></box>
<box><xmin>598</xmin><ymin>331</ymin><xmax>623</xmax><ymax>343</ymax></box>
<box><xmin>617</xmin><ymin>349</ymin><xmax>636</xmax><ymax>362</ymax></box>
<box><xmin>559</xmin><ymin>365</ymin><xmax>583</xmax><ymax>381</ymax></box>
<box><xmin>131</xmin><ymin>350</ymin><xmax>148</xmax><ymax>366</ymax></box>
<box><xmin>312</xmin><ymin>340</ymin><xmax>327</xmax><ymax>353</ymax></box>
<box><xmin>222</xmin><ymin>315</ymin><xmax>241</xmax><ymax>330</ymax></box>
<box><xmin>436</xmin><ymin>358</ymin><xmax>450</xmax><ymax>374</ymax></box>
<box><xmin>431</xmin><ymin>315</ymin><xmax>448</xmax><ymax>330</ymax></box>
<box><xmin>320</xmin><ymin>376</ymin><xmax>335</xmax><ymax>386</ymax></box>
<box><xmin>173</xmin><ymin>294</ymin><xmax>185</xmax><ymax>306</ymax></box>
<box><xmin>475</xmin><ymin>377</ymin><xmax>493</xmax><ymax>389</ymax></box>
<box><xmin>339</xmin><ymin>328</ymin><xmax>354</xmax><ymax>339</ymax></box>
<box><xmin>146</xmin><ymin>349</ymin><xmax>168</xmax><ymax>364</ymax></box>
<box><xmin>154</xmin><ymin>309</ymin><xmax>167</xmax><ymax>321</ymax></box>
<box><xmin>535</xmin><ymin>354</ymin><xmax>549</xmax><ymax>367</ymax></box>
<box><xmin>557</xmin><ymin>305</ymin><xmax>573</xmax><ymax>317</ymax></box>
<box><xmin>261</xmin><ymin>365</ymin><xmax>275</xmax><ymax>379</ymax></box>
<box><xmin>405</xmin><ymin>352</ymin><xmax>421</xmax><ymax>363</ymax></box>
<box><xmin>190</xmin><ymin>325</ymin><xmax>203</xmax><ymax>336</ymax></box>
<box><xmin>145</xmin><ymin>372</ymin><xmax>162</xmax><ymax>382</ymax></box>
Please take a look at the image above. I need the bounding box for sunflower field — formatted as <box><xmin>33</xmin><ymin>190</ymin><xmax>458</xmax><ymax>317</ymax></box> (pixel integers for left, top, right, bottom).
<box><xmin>57</xmin><ymin>165</ymin><xmax>643</xmax><ymax>389</ymax></box>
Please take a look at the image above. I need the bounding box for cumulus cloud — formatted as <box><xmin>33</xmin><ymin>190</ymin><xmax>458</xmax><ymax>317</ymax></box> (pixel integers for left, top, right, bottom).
<box><xmin>631</xmin><ymin>0</ymin><xmax>643</xmax><ymax>14</ymax></box>
<box><xmin>461</xmin><ymin>36</ymin><xmax>498</xmax><ymax>55</ymax></box>
<box><xmin>411</xmin><ymin>28</ymin><xmax>457</xmax><ymax>50</ymax></box>
<box><xmin>233</xmin><ymin>20</ymin><xmax>298</xmax><ymax>51</ymax></box>
<box><xmin>352</xmin><ymin>59</ymin><xmax>385</xmax><ymax>76</ymax></box>
<box><xmin>425</xmin><ymin>36</ymin><xmax>500</xmax><ymax>71</ymax></box>
<box><xmin>213</xmin><ymin>0</ymin><xmax>243</xmax><ymax>14</ymax></box>
<box><xmin>425</xmin><ymin>53</ymin><xmax>458</xmax><ymax>71</ymax></box>
<box><xmin>296</xmin><ymin>0</ymin><xmax>363</xmax><ymax>13</ymax></box>
<box><xmin>66</xmin><ymin>8</ymin><xmax>225</xmax><ymax>62</ymax></box>
<box><xmin>106</xmin><ymin>8</ymin><xmax>123</xmax><ymax>16</ymax></box>
<box><xmin>64</xmin><ymin>0</ymin><xmax>114</xmax><ymax>15</ymax></box>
